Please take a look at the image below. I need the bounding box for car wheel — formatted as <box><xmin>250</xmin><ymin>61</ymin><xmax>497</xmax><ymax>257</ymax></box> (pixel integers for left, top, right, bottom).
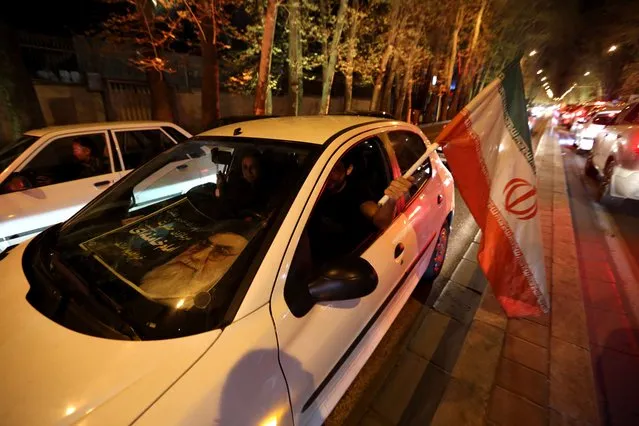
<box><xmin>422</xmin><ymin>223</ymin><xmax>450</xmax><ymax>283</ymax></box>
<box><xmin>584</xmin><ymin>154</ymin><xmax>598</xmax><ymax>179</ymax></box>
<box><xmin>597</xmin><ymin>160</ymin><xmax>621</xmax><ymax>206</ymax></box>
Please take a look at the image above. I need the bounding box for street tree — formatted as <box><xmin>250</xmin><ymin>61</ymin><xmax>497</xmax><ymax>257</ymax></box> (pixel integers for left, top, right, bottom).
<box><xmin>254</xmin><ymin>0</ymin><xmax>280</xmax><ymax>115</ymax></box>
<box><xmin>318</xmin><ymin>0</ymin><xmax>348</xmax><ymax>114</ymax></box>
<box><xmin>100</xmin><ymin>0</ymin><xmax>180</xmax><ymax>121</ymax></box>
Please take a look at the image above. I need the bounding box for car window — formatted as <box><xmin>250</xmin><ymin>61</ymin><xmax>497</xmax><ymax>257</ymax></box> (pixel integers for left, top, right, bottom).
<box><xmin>387</xmin><ymin>130</ymin><xmax>432</xmax><ymax>198</ymax></box>
<box><xmin>162</xmin><ymin>126</ymin><xmax>189</xmax><ymax>143</ymax></box>
<box><xmin>0</xmin><ymin>135</ymin><xmax>39</xmax><ymax>171</ymax></box>
<box><xmin>284</xmin><ymin>137</ymin><xmax>392</xmax><ymax>315</ymax></box>
<box><xmin>593</xmin><ymin>115</ymin><xmax>614</xmax><ymax>125</ymax></box>
<box><xmin>617</xmin><ymin>104</ymin><xmax>639</xmax><ymax>124</ymax></box>
<box><xmin>115</xmin><ymin>129</ymin><xmax>176</xmax><ymax>170</ymax></box>
<box><xmin>21</xmin><ymin>133</ymin><xmax>110</xmax><ymax>188</ymax></box>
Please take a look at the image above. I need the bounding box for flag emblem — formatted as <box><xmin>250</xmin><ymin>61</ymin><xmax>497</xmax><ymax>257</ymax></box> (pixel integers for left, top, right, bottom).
<box><xmin>504</xmin><ymin>178</ymin><xmax>538</xmax><ymax>221</ymax></box>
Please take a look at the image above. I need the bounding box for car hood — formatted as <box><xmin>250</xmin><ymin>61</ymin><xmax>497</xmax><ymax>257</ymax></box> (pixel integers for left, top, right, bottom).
<box><xmin>0</xmin><ymin>244</ymin><xmax>221</xmax><ymax>426</ymax></box>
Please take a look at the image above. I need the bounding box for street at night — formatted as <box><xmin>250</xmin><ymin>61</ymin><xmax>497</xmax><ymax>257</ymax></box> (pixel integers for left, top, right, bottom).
<box><xmin>1</xmin><ymin>0</ymin><xmax>639</xmax><ymax>425</ymax></box>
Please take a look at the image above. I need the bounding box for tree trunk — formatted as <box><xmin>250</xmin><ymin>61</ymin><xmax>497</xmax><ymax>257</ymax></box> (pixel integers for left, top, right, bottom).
<box><xmin>201</xmin><ymin>6</ymin><xmax>221</xmax><ymax>129</ymax></box>
<box><xmin>370</xmin><ymin>0</ymin><xmax>401</xmax><ymax>110</ymax></box>
<box><xmin>288</xmin><ymin>0</ymin><xmax>303</xmax><ymax>115</ymax></box>
<box><xmin>319</xmin><ymin>0</ymin><xmax>329</xmax><ymax>83</ymax></box>
<box><xmin>134</xmin><ymin>0</ymin><xmax>174</xmax><ymax>124</ymax></box>
<box><xmin>443</xmin><ymin>7</ymin><xmax>464</xmax><ymax>120</ymax></box>
<box><xmin>406</xmin><ymin>78</ymin><xmax>413</xmax><ymax>122</ymax></box>
<box><xmin>424</xmin><ymin>91</ymin><xmax>438</xmax><ymax>123</ymax></box>
<box><xmin>319</xmin><ymin>0</ymin><xmax>348</xmax><ymax>114</ymax></box>
<box><xmin>0</xmin><ymin>24</ymin><xmax>45</xmax><ymax>141</ymax></box>
<box><xmin>382</xmin><ymin>54</ymin><xmax>399</xmax><ymax>113</ymax></box>
<box><xmin>146</xmin><ymin>69</ymin><xmax>175</xmax><ymax>122</ymax></box>
<box><xmin>395</xmin><ymin>61</ymin><xmax>413</xmax><ymax>120</ymax></box>
<box><xmin>254</xmin><ymin>0</ymin><xmax>279</xmax><ymax>115</ymax></box>
<box><xmin>266</xmin><ymin>86</ymin><xmax>273</xmax><ymax>115</ymax></box>
<box><xmin>451</xmin><ymin>0</ymin><xmax>486</xmax><ymax>115</ymax></box>
<box><xmin>343</xmin><ymin>0</ymin><xmax>360</xmax><ymax>112</ymax></box>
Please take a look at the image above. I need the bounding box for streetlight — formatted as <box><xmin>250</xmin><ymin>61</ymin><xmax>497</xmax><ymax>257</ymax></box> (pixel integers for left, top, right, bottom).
<box><xmin>529</xmin><ymin>50</ymin><xmax>537</xmax><ymax>57</ymax></box>
<box><xmin>584</xmin><ymin>71</ymin><xmax>591</xmax><ymax>76</ymax></box>
<box><xmin>541</xmin><ymin>76</ymin><xmax>547</xmax><ymax>81</ymax></box>
<box><xmin>536</xmin><ymin>69</ymin><xmax>543</xmax><ymax>75</ymax></box>
<box><xmin>608</xmin><ymin>45</ymin><xmax>618</xmax><ymax>53</ymax></box>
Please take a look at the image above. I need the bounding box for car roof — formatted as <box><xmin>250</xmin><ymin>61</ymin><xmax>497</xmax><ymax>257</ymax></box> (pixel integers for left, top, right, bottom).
<box><xmin>24</xmin><ymin>121</ymin><xmax>180</xmax><ymax>137</ymax></box>
<box><xmin>595</xmin><ymin>109</ymin><xmax>622</xmax><ymax>115</ymax></box>
<box><xmin>196</xmin><ymin>115</ymin><xmax>391</xmax><ymax>145</ymax></box>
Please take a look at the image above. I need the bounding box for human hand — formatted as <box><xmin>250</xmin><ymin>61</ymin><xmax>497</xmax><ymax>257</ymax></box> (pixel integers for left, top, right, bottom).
<box><xmin>384</xmin><ymin>176</ymin><xmax>414</xmax><ymax>201</ymax></box>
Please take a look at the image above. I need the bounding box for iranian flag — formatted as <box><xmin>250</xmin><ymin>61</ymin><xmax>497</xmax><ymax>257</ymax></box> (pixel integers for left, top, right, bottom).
<box><xmin>436</xmin><ymin>60</ymin><xmax>549</xmax><ymax>316</ymax></box>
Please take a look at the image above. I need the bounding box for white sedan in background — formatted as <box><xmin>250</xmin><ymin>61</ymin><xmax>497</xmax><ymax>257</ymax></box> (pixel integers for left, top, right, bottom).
<box><xmin>574</xmin><ymin>109</ymin><xmax>621</xmax><ymax>151</ymax></box>
<box><xmin>0</xmin><ymin>121</ymin><xmax>191</xmax><ymax>255</ymax></box>
<box><xmin>586</xmin><ymin>101</ymin><xmax>639</xmax><ymax>202</ymax></box>
<box><xmin>0</xmin><ymin>116</ymin><xmax>454</xmax><ymax>425</ymax></box>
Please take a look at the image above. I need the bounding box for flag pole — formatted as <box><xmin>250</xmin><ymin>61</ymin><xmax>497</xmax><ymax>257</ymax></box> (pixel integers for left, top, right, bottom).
<box><xmin>378</xmin><ymin>142</ymin><xmax>440</xmax><ymax>206</ymax></box>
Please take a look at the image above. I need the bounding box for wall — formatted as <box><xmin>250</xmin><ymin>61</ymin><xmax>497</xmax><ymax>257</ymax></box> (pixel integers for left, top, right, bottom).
<box><xmin>33</xmin><ymin>82</ymin><xmax>106</xmax><ymax>126</ymax></box>
<box><xmin>1</xmin><ymin>81</ymin><xmax>372</xmax><ymax>147</ymax></box>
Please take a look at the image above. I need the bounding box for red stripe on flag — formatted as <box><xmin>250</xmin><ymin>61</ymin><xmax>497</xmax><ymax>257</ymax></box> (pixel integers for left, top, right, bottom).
<box><xmin>441</xmin><ymin>111</ymin><xmax>544</xmax><ymax>316</ymax></box>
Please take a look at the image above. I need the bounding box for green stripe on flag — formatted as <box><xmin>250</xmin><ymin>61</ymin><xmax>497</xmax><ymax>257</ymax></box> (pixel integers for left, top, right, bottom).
<box><xmin>499</xmin><ymin>60</ymin><xmax>535</xmax><ymax>172</ymax></box>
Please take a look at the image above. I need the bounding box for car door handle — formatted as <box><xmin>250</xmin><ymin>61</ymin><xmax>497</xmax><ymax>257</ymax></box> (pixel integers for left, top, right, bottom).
<box><xmin>437</xmin><ymin>194</ymin><xmax>443</xmax><ymax>205</ymax></box>
<box><xmin>394</xmin><ymin>243</ymin><xmax>405</xmax><ymax>258</ymax></box>
<box><xmin>94</xmin><ymin>180</ymin><xmax>111</xmax><ymax>188</ymax></box>
<box><xmin>176</xmin><ymin>164</ymin><xmax>188</xmax><ymax>170</ymax></box>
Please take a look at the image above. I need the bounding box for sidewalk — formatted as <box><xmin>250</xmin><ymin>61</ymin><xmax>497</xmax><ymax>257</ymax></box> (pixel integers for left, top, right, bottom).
<box><xmin>340</xmin><ymin>129</ymin><xmax>601</xmax><ymax>425</ymax></box>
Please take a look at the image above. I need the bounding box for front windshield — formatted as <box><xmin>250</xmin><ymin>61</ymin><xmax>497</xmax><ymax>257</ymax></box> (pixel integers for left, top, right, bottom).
<box><xmin>43</xmin><ymin>137</ymin><xmax>317</xmax><ymax>339</ymax></box>
<box><xmin>0</xmin><ymin>135</ymin><xmax>38</xmax><ymax>171</ymax></box>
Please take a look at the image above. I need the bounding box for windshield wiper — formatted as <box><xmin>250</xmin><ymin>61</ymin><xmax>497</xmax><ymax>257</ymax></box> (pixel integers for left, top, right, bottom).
<box><xmin>50</xmin><ymin>253</ymin><xmax>142</xmax><ymax>340</ymax></box>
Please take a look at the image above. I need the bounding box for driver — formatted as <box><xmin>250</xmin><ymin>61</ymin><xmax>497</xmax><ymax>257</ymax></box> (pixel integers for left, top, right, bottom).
<box><xmin>308</xmin><ymin>157</ymin><xmax>413</xmax><ymax>263</ymax></box>
<box><xmin>72</xmin><ymin>137</ymin><xmax>106</xmax><ymax>179</ymax></box>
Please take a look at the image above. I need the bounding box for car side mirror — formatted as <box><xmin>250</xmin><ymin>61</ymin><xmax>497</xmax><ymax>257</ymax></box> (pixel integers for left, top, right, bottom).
<box><xmin>308</xmin><ymin>257</ymin><xmax>378</xmax><ymax>302</ymax></box>
<box><xmin>211</xmin><ymin>147</ymin><xmax>232</xmax><ymax>166</ymax></box>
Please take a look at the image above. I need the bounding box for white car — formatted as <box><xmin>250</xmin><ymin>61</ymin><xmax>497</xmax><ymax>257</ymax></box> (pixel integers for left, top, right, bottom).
<box><xmin>586</xmin><ymin>102</ymin><xmax>639</xmax><ymax>202</ymax></box>
<box><xmin>0</xmin><ymin>116</ymin><xmax>454</xmax><ymax>426</ymax></box>
<box><xmin>0</xmin><ymin>121</ymin><xmax>191</xmax><ymax>254</ymax></box>
<box><xmin>574</xmin><ymin>108</ymin><xmax>621</xmax><ymax>151</ymax></box>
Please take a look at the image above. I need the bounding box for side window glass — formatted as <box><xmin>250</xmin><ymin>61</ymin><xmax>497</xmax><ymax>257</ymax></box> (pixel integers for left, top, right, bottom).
<box><xmin>621</xmin><ymin>104</ymin><xmax>639</xmax><ymax>124</ymax></box>
<box><xmin>284</xmin><ymin>137</ymin><xmax>392</xmax><ymax>314</ymax></box>
<box><xmin>22</xmin><ymin>133</ymin><xmax>110</xmax><ymax>188</ymax></box>
<box><xmin>116</xmin><ymin>129</ymin><xmax>175</xmax><ymax>170</ymax></box>
<box><xmin>387</xmin><ymin>130</ymin><xmax>432</xmax><ymax>197</ymax></box>
<box><xmin>162</xmin><ymin>126</ymin><xmax>188</xmax><ymax>143</ymax></box>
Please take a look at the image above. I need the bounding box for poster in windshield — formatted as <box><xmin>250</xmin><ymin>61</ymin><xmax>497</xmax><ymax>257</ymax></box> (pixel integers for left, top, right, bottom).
<box><xmin>80</xmin><ymin>198</ymin><xmax>222</xmax><ymax>288</ymax></box>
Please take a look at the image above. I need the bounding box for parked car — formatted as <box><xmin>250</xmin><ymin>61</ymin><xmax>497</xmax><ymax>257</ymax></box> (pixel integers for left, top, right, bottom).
<box><xmin>574</xmin><ymin>109</ymin><xmax>621</xmax><ymax>151</ymax></box>
<box><xmin>554</xmin><ymin>104</ymin><xmax>580</xmax><ymax>128</ymax></box>
<box><xmin>0</xmin><ymin>116</ymin><xmax>453</xmax><ymax>426</ymax></box>
<box><xmin>585</xmin><ymin>102</ymin><xmax>639</xmax><ymax>202</ymax></box>
<box><xmin>0</xmin><ymin>121</ymin><xmax>191</xmax><ymax>255</ymax></box>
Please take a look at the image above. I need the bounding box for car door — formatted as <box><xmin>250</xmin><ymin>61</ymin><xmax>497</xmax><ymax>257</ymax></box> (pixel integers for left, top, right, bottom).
<box><xmin>383</xmin><ymin>129</ymin><xmax>446</xmax><ymax>263</ymax></box>
<box><xmin>270</xmin><ymin>129</ymin><xmax>420</xmax><ymax>425</ymax></box>
<box><xmin>0</xmin><ymin>131</ymin><xmax>119</xmax><ymax>247</ymax></box>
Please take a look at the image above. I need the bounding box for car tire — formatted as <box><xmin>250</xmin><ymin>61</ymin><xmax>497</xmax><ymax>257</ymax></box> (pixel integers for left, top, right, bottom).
<box><xmin>597</xmin><ymin>160</ymin><xmax>621</xmax><ymax>206</ymax></box>
<box><xmin>421</xmin><ymin>222</ymin><xmax>451</xmax><ymax>283</ymax></box>
<box><xmin>584</xmin><ymin>154</ymin><xmax>598</xmax><ymax>179</ymax></box>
